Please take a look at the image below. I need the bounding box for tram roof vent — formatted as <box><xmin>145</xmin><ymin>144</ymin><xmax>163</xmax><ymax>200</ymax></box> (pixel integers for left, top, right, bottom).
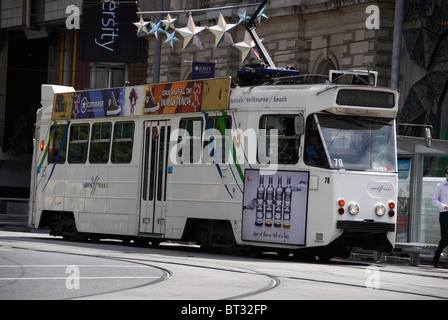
<box><xmin>329</xmin><ymin>69</ymin><xmax>378</xmax><ymax>86</ymax></box>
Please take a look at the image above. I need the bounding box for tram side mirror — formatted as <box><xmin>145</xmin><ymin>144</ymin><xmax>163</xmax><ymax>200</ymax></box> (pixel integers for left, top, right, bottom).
<box><xmin>294</xmin><ymin>115</ymin><xmax>304</xmax><ymax>135</ymax></box>
<box><xmin>425</xmin><ymin>127</ymin><xmax>432</xmax><ymax>148</ymax></box>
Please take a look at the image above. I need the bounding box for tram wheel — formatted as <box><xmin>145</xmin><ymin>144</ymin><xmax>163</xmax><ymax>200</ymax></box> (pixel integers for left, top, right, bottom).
<box><xmin>150</xmin><ymin>239</ymin><xmax>161</xmax><ymax>247</ymax></box>
<box><xmin>276</xmin><ymin>250</ymin><xmax>290</xmax><ymax>259</ymax></box>
<box><xmin>317</xmin><ymin>254</ymin><xmax>332</xmax><ymax>262</ymax></box>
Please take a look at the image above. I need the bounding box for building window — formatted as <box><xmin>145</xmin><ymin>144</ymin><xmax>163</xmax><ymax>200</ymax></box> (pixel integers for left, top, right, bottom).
<box><xmin>315</xmin><ymin>58</ymin><xmax>337</xmax><ymax>76</ymax></box>
<box><xmin>91</xmin><ymin>63</ymin><xmax>127</xmax><ymax>89</ymax></box>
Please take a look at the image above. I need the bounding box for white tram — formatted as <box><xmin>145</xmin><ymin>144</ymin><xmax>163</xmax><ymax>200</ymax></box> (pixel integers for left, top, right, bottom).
<box><xmin>28</xmin><ymin>70</ymin><xmax>398</xmax><ymax>260</ymax></box>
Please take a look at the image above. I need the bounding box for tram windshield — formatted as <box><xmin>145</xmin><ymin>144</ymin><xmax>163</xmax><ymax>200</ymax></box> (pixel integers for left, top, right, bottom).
<box><xmin>305</xmin><ymin>114</ymin><xmax>396</xmax><ymax>172</ymax></box>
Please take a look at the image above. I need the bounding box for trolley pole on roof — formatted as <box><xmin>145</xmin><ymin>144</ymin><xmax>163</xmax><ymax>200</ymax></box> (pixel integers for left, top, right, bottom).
<box><xmin>243</xmin><ymin>0</ymin><xmax>275</xmax><ymax>68</ymax></box>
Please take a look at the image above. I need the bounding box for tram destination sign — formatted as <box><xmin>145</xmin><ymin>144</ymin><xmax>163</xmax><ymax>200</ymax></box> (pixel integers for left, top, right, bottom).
<box><xmin>51</xmin><ymin>77</ymin><xmax>231</xmax><ymax>120</ymax></box>
<box><xmin>336</xmin><ymin>89</ymin><xmax>395</xmax><ymax>108</ymax></box>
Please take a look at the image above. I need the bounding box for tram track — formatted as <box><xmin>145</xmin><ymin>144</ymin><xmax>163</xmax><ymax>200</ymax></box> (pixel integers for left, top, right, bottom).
<box><xmin>248</xmin><ymin>258</ymin><xmax>448</xmax><ymax>300</ymax></box>
<box><xmin>0</xmin><ymin>243</ymin><xmax>172</xmax><ymax>300</ymax></box>
<box><xmin>106</xmin><ymin>254</ymin><xmax>283</xmax><ymax>300</ymax></box>
<box><xmin>0</xmin><ymin>234</ymin><xmax>282</xmax><ymax>300</ymax></box>
<box><xmin>277</xmin><ymin>272</ymin><xmax>448</xmax><ymax>300</ymax></box>
<box><xmin>8</xmin><ymin>243</ymin><xmax>448</xmax><ymax>300</ymax></box>
<box><xmin>1</xmin><ymin>231</ymin><xmax>447</xmax><ymax>300</ymax></box>
<box><xmin>130</xmin><ymin>252</ymin><xmax>448</xmax><ymax>300</ymax></box>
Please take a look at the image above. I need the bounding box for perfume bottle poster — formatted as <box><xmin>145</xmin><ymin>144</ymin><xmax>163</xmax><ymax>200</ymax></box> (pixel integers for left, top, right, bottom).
<box><xmin>241</xmin><ymin>169</ymin><xmax>309</xmax><ymax>245</ymax></box>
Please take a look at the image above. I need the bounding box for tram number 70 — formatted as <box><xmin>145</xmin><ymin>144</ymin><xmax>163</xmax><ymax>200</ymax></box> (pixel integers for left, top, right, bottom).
<box><xmin>333</xmin><ymin>158</ymin><xmax>344</xmax><ymax>168</ymax></box>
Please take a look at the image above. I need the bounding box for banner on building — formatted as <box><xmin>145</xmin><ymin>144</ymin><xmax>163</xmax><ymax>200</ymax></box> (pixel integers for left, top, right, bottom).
<box><xmin>79</xmin><ymin>1</ymin><xmax>137</xmax><ymax>63</ymax></box>
<box><xmin>192</xmin><ymin>62</ymin><xmax>215</xmax><ymax>80</ymax></box>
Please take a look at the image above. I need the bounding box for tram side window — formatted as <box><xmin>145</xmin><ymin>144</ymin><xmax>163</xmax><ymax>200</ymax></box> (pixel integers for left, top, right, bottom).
<box><xmin>304</xmin><ymin>115</ymin><xmax>329</xmax><ymax>168</ymax></box>
<box><xmin>111</xmin><ymin>121</ymin><xmax>134</xmax><ymax>163</ymax></box>
<box><xmin>89</xmin><ymin>122</ymin><xmax>111</xmax><ymax>164</ymax></box>
<box><xmin>48</xmin><ymin>124</ymin><xmax>67</xmax><ymax>164</ymax></box>
<box><xmin>259</xmin><ymin>115</ymin><xmax>300</xmax><ymax>164</ymax></box>
<box><xmin>178</xmin><ymin>118</ymin><xmax>203</xmax><ymax>164</ymax></box>
<box><xmin>68</xmin><ymin>124</ymin><xmax>89</xmax><ymax>164</ymax></box>
<box><xmin>204</xmin><ymin>116</ymin><xmax>231</xmax><ymax>164</ymax></box>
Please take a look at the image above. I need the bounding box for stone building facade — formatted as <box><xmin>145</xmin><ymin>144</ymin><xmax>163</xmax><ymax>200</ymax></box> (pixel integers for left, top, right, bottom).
<box><xmin>140</xmin><ymin>0</ymin><xmax>395</xmax><ymax>87</ymax></box>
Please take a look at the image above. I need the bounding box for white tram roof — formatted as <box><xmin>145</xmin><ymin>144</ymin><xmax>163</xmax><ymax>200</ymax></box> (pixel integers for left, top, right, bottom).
<box><xmin>229</xmin><ymin>83</ymin><xmax>398</xmax><ymax>118</ymax></box>
<box><xmin>37</xmin><ymin>74</ymin><xmax>398</xmax><ymax>123</ymax></box>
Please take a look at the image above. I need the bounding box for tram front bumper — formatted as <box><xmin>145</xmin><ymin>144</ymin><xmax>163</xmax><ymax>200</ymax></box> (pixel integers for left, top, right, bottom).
<box><xmin>335</xmin><ymin>220</ymin><xmax>395</xmax><ymax>252</ymax></box>
<box><xmin>336</xmin><ymin>220</ymin><xmax>395</xmax><ymax>233</ymax></box>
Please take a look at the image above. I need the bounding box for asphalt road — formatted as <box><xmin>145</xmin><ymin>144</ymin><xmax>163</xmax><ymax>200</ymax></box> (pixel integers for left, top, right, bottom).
<box><xmin>0</xmin><ymin>245</ymin><xmax>167</xmax><ymax>300</ymax></box>
<box><xmin>1</xmin><ymin>229</ymin><xmax>448</xmax><ymax>303</ymax></box>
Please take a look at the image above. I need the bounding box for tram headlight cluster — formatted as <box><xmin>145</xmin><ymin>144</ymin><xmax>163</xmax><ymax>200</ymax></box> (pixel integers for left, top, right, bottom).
<box><xmin>338</xmin><ymin>199</ymin><xmax>359</xmax><ymax>215</ymax></box>
<box><xmin>375</xmin><ymin>202</ymin><xmax>396</xmax><ymax>217</ymax></box>
<box><xmin>338</xmin><ymin>199</ymin><xmax>395</xmax><ymax>217</ymax></box>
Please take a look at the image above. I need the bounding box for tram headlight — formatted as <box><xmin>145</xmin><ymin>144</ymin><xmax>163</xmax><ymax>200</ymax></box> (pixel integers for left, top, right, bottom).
<box><xmin>348</xmin><ymin>202</ymin><xmax>359</xmax><ymax>215</ymax></box>
<box><xmin>375</xmin><ymin>203</ymin><xmax>386</xmax><ymax>216</ymax></box>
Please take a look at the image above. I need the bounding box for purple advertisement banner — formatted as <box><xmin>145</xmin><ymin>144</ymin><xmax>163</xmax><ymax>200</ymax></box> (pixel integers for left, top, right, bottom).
<box><xmin>72</xmin><ymin>88</ymin><xmax>125</xmax><ymax>119</ymax></box>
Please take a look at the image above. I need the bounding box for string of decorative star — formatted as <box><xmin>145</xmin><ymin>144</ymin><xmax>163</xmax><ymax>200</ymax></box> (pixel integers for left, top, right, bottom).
<box><xmin>134</xmin><ymin>8</ymin><xmax>268</xmax><ymax>63</ymax></box>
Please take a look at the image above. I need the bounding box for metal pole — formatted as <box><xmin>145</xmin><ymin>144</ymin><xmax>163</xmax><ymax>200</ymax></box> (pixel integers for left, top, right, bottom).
<box><xmin>153</xmin><ymin>0</ymin><xmax>163</xmax><ymax>84</ymax></box>
<box><xmin>391</xmin><ymin>0</ymin><xmax>404</xmax><ymax>89</ymax></box>
<box><xmin>243</xmin><ymin>0</ymin><xmax>275</xmax><ymax>67</ymax></box>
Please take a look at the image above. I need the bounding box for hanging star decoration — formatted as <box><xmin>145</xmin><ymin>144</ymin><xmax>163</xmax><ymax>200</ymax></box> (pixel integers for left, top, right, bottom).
<box><xmin>256</xmin><ymin>8</ymin><xmax>268</xmax><ymax>24</ymax></box>
<box><xmin>234</xmin><ymin>30</ymin><xmax>261</xmax><ymax>63</ymax></box>
<box><xmin>176</xmin><ymin>15</ymin><xmax>206</xmax><ymax>50</ymax></box>
<box><xmin>237</xmin><ymin>10</ymin><xmax>251</xmax><ymax>24</ymax></box>
<box><xmin>164</xmin><ymin>31</ymin><xmax>179</xmax><ymax>49</ymax></box>
<box><xmin>149</xmin><ymin>21</ymin><xmax>165</xmax><ymax>40</ymax></box>
<box><xmin>133</xmin><ymin>16</ymin><xmax>150</xmax><ymax>36</ymax></box>
<box><xmin>133</xmin><ymin>6</ymin><xmax>269</xmax><ymax>63</ymax></box>
<box><xmin>161</xmin><ymin>14</ymin><xmax>177</xmax><ymax>31</ymax></box>
<box><xmin>208</xmin><ymin>12</ymin><xmax>238</xmax><ymax>48</ymax></box>
<box><xmin>161</xmin><ymin>14</ymin><xmax>178</xmax><ymax>49</ymax></box>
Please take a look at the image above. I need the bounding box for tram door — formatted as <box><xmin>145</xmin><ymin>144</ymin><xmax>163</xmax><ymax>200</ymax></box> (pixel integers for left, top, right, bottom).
<box><xmin>140</xmin><ymin>120</ymin><xmax>171</xmax><ymax>235</ymax></box>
